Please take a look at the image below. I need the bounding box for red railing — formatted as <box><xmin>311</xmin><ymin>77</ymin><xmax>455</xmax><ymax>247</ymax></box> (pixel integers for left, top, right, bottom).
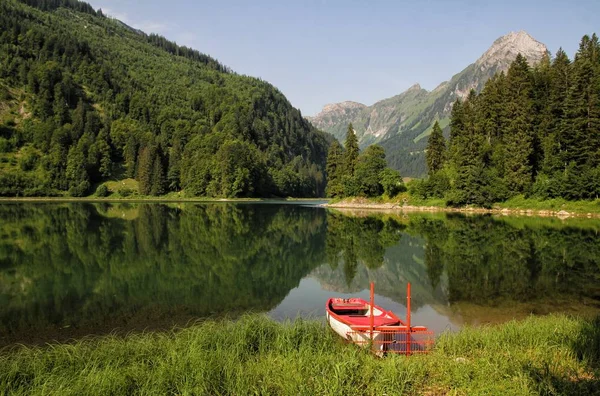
<box><xmin>352</xmin><ymin>282</ymin><xmax>434</xmax><ymax>356</ymax></box>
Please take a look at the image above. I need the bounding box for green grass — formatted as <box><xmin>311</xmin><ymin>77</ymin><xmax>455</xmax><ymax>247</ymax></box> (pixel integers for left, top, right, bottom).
<box><xmin>329</xmin><ymin>194</ymin><xmax>600</xmax><ymax>215</ymax></box>
<box><xmin>329</xmin><ymin>194</ymin><xmax>447</xmax><ymax>208</ymax></box>
<box><xmin>1</xmin><ymin>314</ymin><xmax>598</xmax><ymax>395</ymax></box>
<box><xmin>496</xmin><ymin>195</ymin><xmax>600</xmax><ymax>214</ymax></box>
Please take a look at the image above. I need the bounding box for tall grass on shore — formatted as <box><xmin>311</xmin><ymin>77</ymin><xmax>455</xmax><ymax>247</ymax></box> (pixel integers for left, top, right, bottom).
<box><xmin>1</xmin><ymin>314</ymin><xmax>598</xmax><ymax>395</ymax></box>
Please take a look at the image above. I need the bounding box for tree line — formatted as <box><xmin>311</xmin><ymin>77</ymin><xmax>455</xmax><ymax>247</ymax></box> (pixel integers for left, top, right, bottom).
<box><xmin>0</xmin><ymin>0</ymin><xmax>330</xmax><ymax>198</ymax></box>
<box><xmin>415</xmin><ymin>33</ymin><xmax>600</xmax><ymax>206</ymax></box>
<box><xmin>325</xmin><ymin>123</ymin><xmax>405</xmax><ymax>198</ymax></box>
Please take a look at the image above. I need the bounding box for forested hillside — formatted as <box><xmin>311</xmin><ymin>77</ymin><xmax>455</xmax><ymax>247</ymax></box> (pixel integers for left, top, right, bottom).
<box><xmin>417</xmin><ymin>34</ymin><xmax>600</xmax><ymax>205</ymax></box>
<box><xmin>0</xmin><ymin>0</ymin><xmax>331</xmax><ymax>197</ymax></box>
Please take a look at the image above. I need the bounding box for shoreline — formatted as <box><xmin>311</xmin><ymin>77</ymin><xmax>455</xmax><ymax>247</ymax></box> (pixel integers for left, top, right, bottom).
<box><xmin>0</xmin><ymin>197</ymin><xmax>327</xmax><ymax>204</ymax></box>
<box><xmin>1</xmin><ymin>196</ymin><xmax>599</xmax><ymax>219</ymax></box>
<box><xmin>323</xmin><ymin>199</ymin><xmax>600</xmax><ymax>219</ymax></box>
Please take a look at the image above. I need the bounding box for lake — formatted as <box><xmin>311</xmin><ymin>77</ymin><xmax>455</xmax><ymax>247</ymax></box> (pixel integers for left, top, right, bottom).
<box><xmin>1</xmin><ymin>202</ymin><xmax>599</xmax><ymax>347</ymax></box>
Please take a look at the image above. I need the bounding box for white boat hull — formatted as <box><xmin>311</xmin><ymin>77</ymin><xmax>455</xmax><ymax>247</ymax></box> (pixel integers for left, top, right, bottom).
<box><xmin>326</xmin><ymin>311</ymin><xmax>387</xmax><ymax>352</ymax></box>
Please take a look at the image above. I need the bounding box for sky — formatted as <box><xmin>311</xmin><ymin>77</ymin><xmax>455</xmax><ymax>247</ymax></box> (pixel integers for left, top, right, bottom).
<box><xmin>88</xmin><ymin>0</ymin><xmax>600</xmax><ymax>116</ymax></box>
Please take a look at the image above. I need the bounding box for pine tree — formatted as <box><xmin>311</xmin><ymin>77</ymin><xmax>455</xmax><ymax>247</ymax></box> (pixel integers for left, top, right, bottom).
<box><xmin>65</xmin><ymin>143</ymin><xmax>90</xmax><ymax>196</ymax></box>
<box><xmin>343</xmin><ymin>123</ymin><xmax>359</xmax><ymax>176</ymax></box>
<box><xmin>448</xmin><ymin>99</ymin><xmax>464</xmax><ymax>161</ymax></box>
<box><xmin>71</xmin><ymin>99</ymin><xmax>86</xmax><ymax>142</ymax></box>
<box><xmin>564</xmin><ymin>35</ymin><xmax>600</xmax><ymax>168</ymax></box>
<box><xmin>426</xmin><ymin>120</ymin><xmax>446</xmax><ymax>174</ymax></box>
<box><xmin>545</xmin><ymin>48</ymin><xmax>571</xmax><ymax>176</ymax></box>
<box><xmin>503</xmin><ymin>54</ymin><xmax>535</xmax><ymax>194</ymax></box>
<box><xmin>96</xmin><ymin>127</ymin><xmax>112</xmax><ymax>178</ymax></box>
<box><xmin>124</xmin><ymin>135</ymin><xmax>138</xmax><ymax>178</ymax></box>
<box><xmin>447</xmin><ymin>92</ymin><xmax>490</xmax><ymax>205</ymax></box>
<box><xmin>150</xmin><ymin>152</ymin><xmax>166</xmax><ymax>196</ymax></box>
<box><xmin>53</xmin><ymin>83</ymin><xmax>69</xmax><ymax>125</ymax></box>
<box><xmin>137</xmin><ymin>145</ymin><xmax>155</xmax><ymax>195</ymax></box>
<box><xmin>325</xmin><ymin>140</ymin><xmax>344</xmax><ymax>197</ymax></box>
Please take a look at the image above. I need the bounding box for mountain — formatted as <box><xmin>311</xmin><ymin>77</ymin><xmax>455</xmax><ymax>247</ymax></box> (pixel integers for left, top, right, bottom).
<box><xmin>0</xmin><ymin>0</ymin><xmax>331</xmax><ymax>198</ymax></box>
<box><xmin>309</xmin><ymin>31</ymin><xmax>548</xmax><ymax>177</ymax></box>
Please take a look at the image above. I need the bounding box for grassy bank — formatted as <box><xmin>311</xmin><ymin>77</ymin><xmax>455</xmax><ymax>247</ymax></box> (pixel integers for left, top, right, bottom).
<box><xmin>1</xmin><ymin>315</ymin><xmax>598</xmax><ymax>395</ymax></box>
<box><xmin>328</xmin><ymin>194</ymin><xmax>600</xmax><ymax>216</ymax></box>
<box><xmin>496</xmin><ymin>195</ymin><xmax>600</xmax><ymax>213</ymax></box>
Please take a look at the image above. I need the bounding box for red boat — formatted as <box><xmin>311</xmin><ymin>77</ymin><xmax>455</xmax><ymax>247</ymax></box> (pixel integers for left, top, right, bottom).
<box><xmin>325</xmin><ymin>283</ymin><xmax>433</xmax><ymax>355</ymax></box>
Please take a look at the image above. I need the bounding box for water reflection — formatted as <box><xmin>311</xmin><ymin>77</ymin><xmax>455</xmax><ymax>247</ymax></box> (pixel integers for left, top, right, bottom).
<box><xmin>0</xmin><ymin>203</ymin><xmax>326</xmax><ymax>345</ymax></box>
<box><xmin>0</xmin><ymin>203</ymin><xmax>599</xmax><ymax>346</ymax></box>
<box><xmin>308</xmin><ymin>212</ymin><xmax>600</xmax><ymax>331</ymax></box>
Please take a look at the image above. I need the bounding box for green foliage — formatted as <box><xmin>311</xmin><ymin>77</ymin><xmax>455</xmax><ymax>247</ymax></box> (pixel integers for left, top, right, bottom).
<box><xmin>425</xmin><ymin>120</ymin><xmax>446</xmax><ymax>174</ymax></box>
<box><xmin>325</xmin><ymin>140</ymin><xmax>344</xmax><ymax>197</ymax></box>
<box><xmin>343</xmin><ymin>123</ymin><xmax>359</xmax><ymax>176</ymax></box>
<box><xmin>0</xmin><ymin>0</ymin><xmax>330</xmax><ymax>197</ymax></box>
<box><xmin>341</xmin><ymin>174</ymin><xmax>361</xmax><ymax>197</ymax></box>
<box><xmin>353</xmin><ymin>145</ymin><xmax>386</xmax><ymax>197</ymax></box>
<box><xmin>422</xmin><ymin>34</ymin><xmax>600</xmax><ymax>206</ymax></box>
<box><xmin>95</xmin><ymin>183</ymin><xmax>108</xmax><ymax>197</ymax></box>
<box><xmin>18</xmin><ymin>146</ymin><xmax>40</xmax><ymax>171</ymax></box>
<box><xmin>379</xmin><ymin>168</ymin><xmax>405</xmax><ymax>197</ymax></box>
<box><xmin>117</xmin><ymin>187</ymin><xmax>133</xmax><ymax>197</ymax></box>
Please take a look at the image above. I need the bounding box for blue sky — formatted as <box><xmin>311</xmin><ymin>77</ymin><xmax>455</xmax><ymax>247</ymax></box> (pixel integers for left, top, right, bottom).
<box><xmin>88</xmin><ymin>0</ymin><xmax>600</xmax><ymax>116</ymax></box>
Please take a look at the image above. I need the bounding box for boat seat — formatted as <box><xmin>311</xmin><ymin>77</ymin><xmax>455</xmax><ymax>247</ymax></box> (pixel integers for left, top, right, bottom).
<box><xmin>331</xmin><ymin>303</ymin><xmax>367</xmax><ymax>311</ymax></box>
<box><xmin>347</xmin><ymin>315</ymin><xmax>399</xmax><ymax>327</ymax></box>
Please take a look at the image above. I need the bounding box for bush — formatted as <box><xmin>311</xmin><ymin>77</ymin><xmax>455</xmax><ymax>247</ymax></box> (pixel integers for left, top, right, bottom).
<box><xmin>0</xmin><ymin>85</ymin><xmax>10</xmax><ymax>100</ymax></box>
<box><xmin>19</xmin><ymin>147</ymin><xmax>40</xmax><ymax>171</ymax></box>
<box><xmin>95</xmin><ymin>184</ymin><xmax>109</xmax><ymax>197</ymax></box>
<box><xmin>118</xmin><ymin>187</ymin><xmax>133</xmax><ymax>197</ymax></box>
<box><xmin>0</xmin><ymin>137</ymin><xmax>11</xmax><ymax>153</ymax></box>
<box><xmin>380</xmin><ymin>168</ymin><xmax>405</xmax><ymax>197</ymax></box>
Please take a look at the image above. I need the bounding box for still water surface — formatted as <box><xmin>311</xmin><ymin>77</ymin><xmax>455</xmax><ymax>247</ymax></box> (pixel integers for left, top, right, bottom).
<box><xmin>1</xmin><ymin>202</ymin><xmax>599</xmax><ymax>346</ymax></box>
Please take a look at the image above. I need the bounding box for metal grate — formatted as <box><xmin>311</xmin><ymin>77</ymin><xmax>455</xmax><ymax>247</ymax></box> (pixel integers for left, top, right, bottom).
<box><xmin>346</xmin><ymin>327</ymin><xmax>434</xmax><ymax>356</ymax></box>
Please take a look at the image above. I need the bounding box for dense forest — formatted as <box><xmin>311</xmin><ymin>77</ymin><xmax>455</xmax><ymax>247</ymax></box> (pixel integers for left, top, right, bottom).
<box><xmin>0</xmin><ymin>0</ymin><xmax>331</xmax><ymax>198</ymax></box>
<box><xmin>416</xmin><ymin>34</ymin><xmax>600</xmax><ymax>206</ymax></box>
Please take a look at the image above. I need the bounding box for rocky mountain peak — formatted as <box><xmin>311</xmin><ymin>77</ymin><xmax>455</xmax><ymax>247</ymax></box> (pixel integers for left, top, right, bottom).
<box><xmin>407</xmin><ymin>83</ymin><xmax>422</xmax><ymax>91</ymax></box>
<box><xmin>306</xmin><ymin>101</ymin><xmax>367</xmax><ymax>129</ymax></box>
<box><xmin>476</xmin><ymin>30</ymin><xmax>548</xmax><ymax>69</ymax></box>
<box><xmin>319</xmin><ymin>101</ymin><xmax>366</xmax><ymax>114</ymax></box>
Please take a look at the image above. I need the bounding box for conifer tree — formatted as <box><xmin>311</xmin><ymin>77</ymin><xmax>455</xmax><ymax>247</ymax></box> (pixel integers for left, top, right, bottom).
<box><xmin>547</xmin><ymin>48</ymin><xmax>571</xmax><ymax>176</ymax></box>
<box><xmin>426</xmin><ymin>121</ymin><xmax>446</xmax><ymax>175</ymax></box>
<box><xmin>95</xmin><ymin>128</ymin><xmax>112</xmax><ymax>178</ymax></box>
<box><xmin>343</xmin><ymin>123</ymin><xmax>359</xmax><ymax>176</ymax></box>
<box><xmin>447</xmin><ymin>92</ymin><xmax>490</xmax><ymax>205</ymax></box>
<box><xmin>150</xmin><ymin>153</ymin><xmax>166</xmax><ymax>196</ymax></box>
<box><xmin>325</xmin><ymin>140</ymin><xmax>344</xmax><ymax>197</ymax></box>
<box><xmin>503</xmin><ymin>54</ymin><xmax>534</xmax><ymax>194</ymax></box>
<box><xmin>65</xmin><ymin>143</ymin><xmax>90</xmax><ymax>196</ymax></box>
<box><xmin>137</xmin><ymin>145</ymin><xmax>155</xmax><ymax>195</ymax></box>
<box><xmin>564</xmin><ymin>35</ymin><xmax>600</xmax><ymax>168</ymax></box>
<box><xmin>448</xmin><ymin>99</ymin><xmax>464</xmax><ymax>161</ymax></box>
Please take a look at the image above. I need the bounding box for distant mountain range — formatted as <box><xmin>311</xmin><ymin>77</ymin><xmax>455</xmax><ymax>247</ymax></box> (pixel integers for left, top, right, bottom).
<box><xmin>307</xmin><ymin>31</ymin><xmax>549</xmax><ymax>177</ymax></box>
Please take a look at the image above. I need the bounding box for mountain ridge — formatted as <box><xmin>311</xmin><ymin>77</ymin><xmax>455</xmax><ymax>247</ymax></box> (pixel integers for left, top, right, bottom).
<box><xmin>309</xmin><ymin>31</ymin><xmax>549</xmax><ymax>177</ymax></box>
